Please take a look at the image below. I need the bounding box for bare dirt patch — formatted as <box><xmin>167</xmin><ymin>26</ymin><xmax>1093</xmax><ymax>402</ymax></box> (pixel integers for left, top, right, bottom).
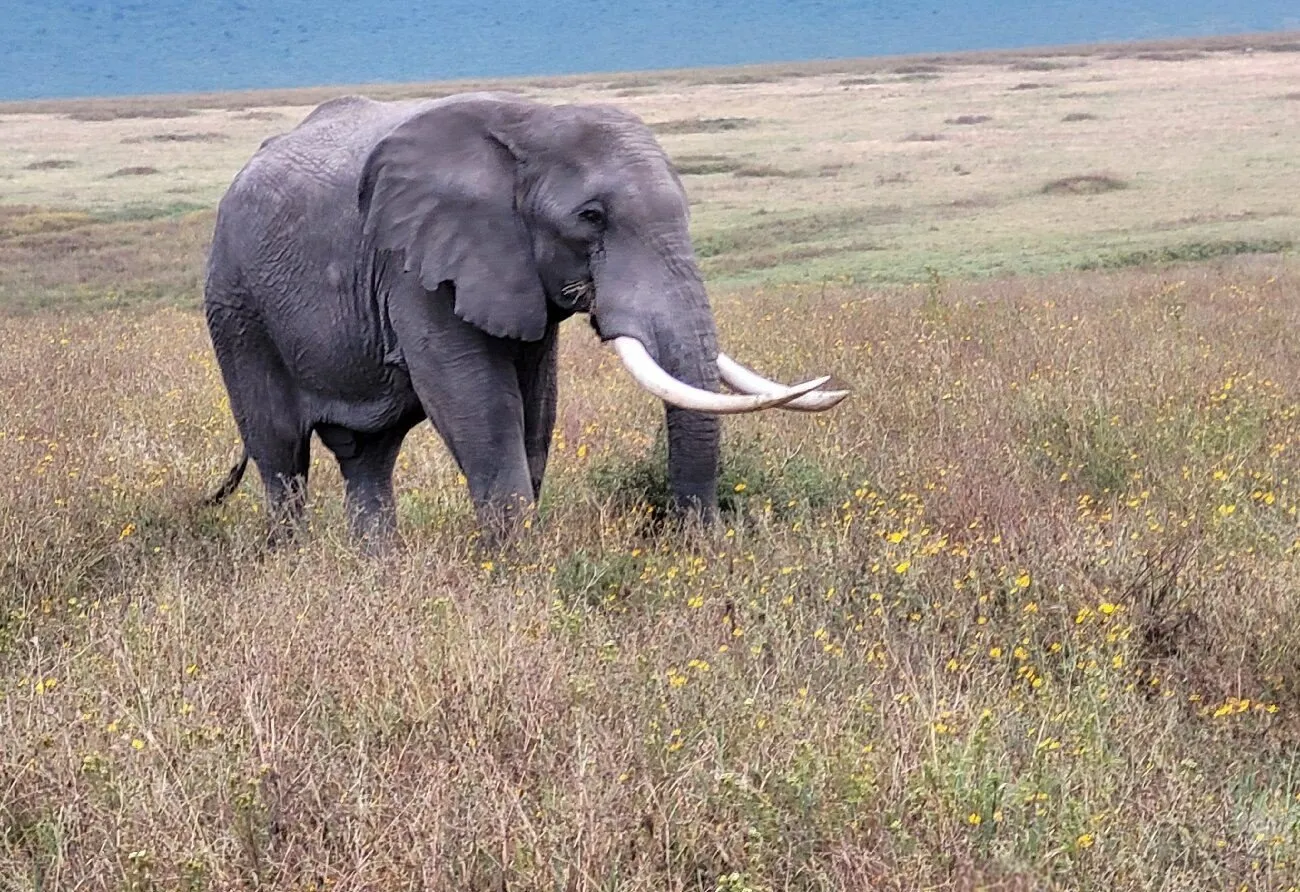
<box><xmin>1043</xmin><ymin>173</ymin><xmax>1129</xmax><ymax>195</ymax></box>
<box><xmin>122</xmin><ymin>132</ymin><xmax>228</xmax><ymax>144</ymax></box>
<box><xmin>1133</xmin><ymin>50</ymin><xmax>1206</xmax><ymax>62</ymax></box>
<box><xmin>875</xmin><ymin>171</ymin><xmax>911</xmax><ymax>185</ymax></box>
<box><xmin>23</xmin><ymin>159</ymin><xmax>77</xmax><ymax>170</ymax></box>
<box><xmin>107</xmin><ymin>166</ymin><xmax>161</xmax><ymax>178</ymax></box>
<box><xmin>232</xmin><ymin>109</ymin><xmax>285</xmax><ymax>121</ymax></box>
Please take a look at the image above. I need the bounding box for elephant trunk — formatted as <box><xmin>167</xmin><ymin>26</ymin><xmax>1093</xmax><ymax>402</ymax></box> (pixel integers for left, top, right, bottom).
<box><xmin>654</xmin><ymin>302</ymin><xmax>722</xmax><ymax>515</ymax></box>
<box><xmin>592</xmin><ymin>227</ymin><xmax>846</xmax><ymax>515</ymax></box>
<box><xmin>590</xmin><ymin>235</ymin><xmax>721</xmax><ymax>513</ymax></box>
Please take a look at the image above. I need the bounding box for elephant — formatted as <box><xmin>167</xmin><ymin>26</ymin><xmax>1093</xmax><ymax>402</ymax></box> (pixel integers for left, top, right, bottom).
<box><xmin>202</xmin><ymin>92</ymin><xmax>847</xmax><ymax>544</ymax></box>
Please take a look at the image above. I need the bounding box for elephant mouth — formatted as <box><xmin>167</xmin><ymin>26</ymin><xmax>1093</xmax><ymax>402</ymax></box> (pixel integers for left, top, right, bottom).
<box><xmin>554</xmin><ymin>278</ymin><xmax>595</xmax><ymax>313</ymax></box>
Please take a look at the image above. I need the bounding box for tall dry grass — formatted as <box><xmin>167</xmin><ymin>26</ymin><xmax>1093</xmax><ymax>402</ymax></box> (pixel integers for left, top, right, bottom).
<box><xmin>3</xmin><ymin>256</ymin><xmax>1299</xmax><ymax>890</ymax></box>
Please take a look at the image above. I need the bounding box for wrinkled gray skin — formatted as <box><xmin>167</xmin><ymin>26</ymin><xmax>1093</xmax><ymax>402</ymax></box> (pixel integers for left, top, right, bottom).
<box><xmin>204</xmin><ymin>93</ymin><xmax>721</xmax><ymax>544</ymax></box>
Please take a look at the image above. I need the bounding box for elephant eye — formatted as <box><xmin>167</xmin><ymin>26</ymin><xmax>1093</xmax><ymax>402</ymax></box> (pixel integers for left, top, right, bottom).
<box><xmin>578</xmin><ymin>207</ymin><xmax>606</xmax><ymax>228</ymax></box>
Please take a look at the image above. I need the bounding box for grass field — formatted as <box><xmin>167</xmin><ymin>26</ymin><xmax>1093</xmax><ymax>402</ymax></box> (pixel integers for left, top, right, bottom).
<box><xmin>3</xmin><ymin>33</ymin><xmax>1300</xmax><ymax>892</ymax></box>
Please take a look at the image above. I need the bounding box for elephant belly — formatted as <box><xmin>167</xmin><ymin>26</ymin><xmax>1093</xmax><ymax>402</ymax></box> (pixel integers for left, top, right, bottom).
<box><xmin>256</xmin><ymin>291</ymin><xmax>415</xmax><ymax>430</ymax></box>
<box><xmin>305</xmin><ymin>375</ymin><xmax>424</xmax><ymax>435</ymax></box>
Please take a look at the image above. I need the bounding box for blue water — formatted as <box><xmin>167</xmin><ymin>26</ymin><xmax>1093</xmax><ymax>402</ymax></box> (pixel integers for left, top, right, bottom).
<box><xmin>3</xmin><ymin>1</ymin><xmax>1297</xmax><ymax>101</ymax></box>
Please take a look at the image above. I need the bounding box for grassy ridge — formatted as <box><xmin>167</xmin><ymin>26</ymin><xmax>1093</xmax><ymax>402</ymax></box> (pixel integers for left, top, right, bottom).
<box><xmin>3</xmin><ymin>34</ymin><xmax>1300</xmax><ymax>891</ymax></box>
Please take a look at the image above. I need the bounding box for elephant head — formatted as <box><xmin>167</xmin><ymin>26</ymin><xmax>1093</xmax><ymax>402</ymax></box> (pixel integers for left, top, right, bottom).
<box><xmin>354</xmin><ymin>94</ymin><xmax>846</xmax><ymax>516</ymax></box>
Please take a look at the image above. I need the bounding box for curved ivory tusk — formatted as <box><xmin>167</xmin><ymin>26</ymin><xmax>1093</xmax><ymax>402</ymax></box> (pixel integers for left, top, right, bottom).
<box><xmin>612</xmin><ymin>337</ymin><xmax>830</xmax><ymax>414</ymax></box>
<box><xmin>716</xmin><ymin>352</ymin><xmax>850</xmax><ymax>412</ymax></box>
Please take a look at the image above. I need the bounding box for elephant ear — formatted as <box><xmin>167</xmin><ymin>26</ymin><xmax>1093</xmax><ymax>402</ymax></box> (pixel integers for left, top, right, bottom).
<box><xmin>358</xmin><ymin>99</ymin><xmax>548</xmax><ymax>342</ymax></box>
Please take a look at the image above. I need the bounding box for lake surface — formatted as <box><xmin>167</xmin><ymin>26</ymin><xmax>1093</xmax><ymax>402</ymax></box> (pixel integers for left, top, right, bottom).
<box><xmin>4</xmin><ymin>1</ymin><xmax>1297</xmax><ymax>101</ymax></box>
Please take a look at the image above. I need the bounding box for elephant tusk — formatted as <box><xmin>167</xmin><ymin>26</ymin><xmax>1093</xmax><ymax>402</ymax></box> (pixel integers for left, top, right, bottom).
<box><xmin>611</xmin><ymin>337</ymin><xmax>830</xmax><ymax>414</ymax></box>
<box><xmin>716</xmin><ymin>352</ymin><xmax>850</xmax><ymax>412</ymax></box>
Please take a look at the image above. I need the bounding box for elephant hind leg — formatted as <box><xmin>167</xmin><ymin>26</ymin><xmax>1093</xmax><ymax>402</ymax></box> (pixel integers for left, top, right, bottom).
<box><xmin>207</xmin><ymin>306</ymin><xmax>312</xmax><ymax>544</ymax></box>
<box><xmin>317</xmin><ymin>423</ymin><xmax>412</xmax><ymax>547</ymax></box>
<box><xmin>257</xmin><ymin>439</ymin><xmax>311</xmax><ymax>545</ymax></box>
<box><xmin>244</xmin><ymin>401</ymin><xmax>310</xmax><ymax>545</ymax></box>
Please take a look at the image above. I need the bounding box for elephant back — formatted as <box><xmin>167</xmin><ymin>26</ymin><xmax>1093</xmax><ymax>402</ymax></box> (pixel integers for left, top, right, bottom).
<box><xmin>208</xmin><ymin>91</ymin><xmax>536</xmax><ymax>305</ymax></box>
<box><xmin>243</xmin><ymin>96</ymin><xmax>413</xmax><ymax>186</ymax></box>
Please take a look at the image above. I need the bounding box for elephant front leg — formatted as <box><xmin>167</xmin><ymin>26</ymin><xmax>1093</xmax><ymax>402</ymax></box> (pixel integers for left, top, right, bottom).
<box><xmin>443</xmin><ymin>403</ymin><xmax>534</xmax><ymax>541</ymax></box>
<box><xmin>518</xmin><ymin>323</ymin><xmax>560</xmax><ymax>504</ymax></box>
<box><xmin>387</xmin><ymin>283</ymin><xmax>536</xmax><ymax>540</ymax></box>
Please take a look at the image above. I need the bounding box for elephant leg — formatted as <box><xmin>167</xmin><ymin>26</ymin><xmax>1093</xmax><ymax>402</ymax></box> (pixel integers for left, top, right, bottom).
<box><xmin>432</xmin><ymin>385</ymin><xmax>534</xmax><ymax>539</ymax></box>
<box><xmin>207</xmin><ymin>305</ymin><xmax>311</xmax><ymax>545</ymax></box>
<box><xmin>386</xmin><ymin>283</ymin><xmax>535</xmax><ymax>539</ymax></box>
<box><xmin>317</xmin><ymin>422</ymin><xmax>411</xmax><ymax>547</ymax></box>
<box><xmin>257</xmin><ymin>440</ymin><xmax>311</xmax><ymax>545</ymax></box>
<box><xmin>517</xmin><ymin>323</ymin><xmax>560</xmax><ymax>503</ymax></box>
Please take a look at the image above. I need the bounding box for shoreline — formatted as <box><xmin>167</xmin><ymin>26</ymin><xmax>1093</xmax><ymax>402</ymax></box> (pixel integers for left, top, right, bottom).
<box><xmin>4</xmin><ymin>29</ymin><xmax>1296</xmax><ymax>113</ymax></box>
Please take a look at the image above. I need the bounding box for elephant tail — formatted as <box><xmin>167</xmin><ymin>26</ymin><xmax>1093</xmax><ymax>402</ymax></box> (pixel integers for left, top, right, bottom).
<box><xmin>203</xmin><ymin>450</ymin><xmax>250</xmax><ymax>506</ymax></box>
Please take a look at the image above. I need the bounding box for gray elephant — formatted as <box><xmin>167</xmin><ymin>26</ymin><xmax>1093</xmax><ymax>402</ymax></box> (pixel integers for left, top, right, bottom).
<box><xmin>203</xmin><ymin>92</ymin><xmax>846</xmax><ymax>543</ymax></box>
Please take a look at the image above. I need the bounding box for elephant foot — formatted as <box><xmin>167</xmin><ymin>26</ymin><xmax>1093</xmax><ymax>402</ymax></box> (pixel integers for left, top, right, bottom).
<box><xmin>473</xmin><ymin>495</ymin><xmax>537</xmax><ymax>549</ymax></box>
<box><xmin>351</xmin><ymin>521</ymin><xmax>400</xmax><ymax>557</ymax></box>
<box><xmin>263</xmin><ymin>510</ymin><xmax>308</xmax><ymax>551</ymax></box>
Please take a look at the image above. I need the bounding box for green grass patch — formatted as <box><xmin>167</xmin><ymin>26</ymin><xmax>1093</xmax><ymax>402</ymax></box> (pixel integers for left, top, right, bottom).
<box><xmin>693</xmin><ymin>205</ymin><xmax>905</xmax><ymax>261</ymax></box>
<box><xmin>91</xmin><ymin>201</ymin><xmax>212</xmax><ymax>224</ymax></box>
<box><xmin>121</xmin><ymin>132</ymin><xmax>228</xmax><ymax>144</ymax></box>
<box><xmin>650</xmin><ymin>116</ymin><xmax>756</xmax><ymax>135</ymax></box>
<box><xmin>1078</xmin><ymin>238</ymin><xmax>1293</xmax><ymax>270</ymax></box>
<box><xmin>588</xmin><ymin>433</ymin><xmax>845</xmax><ymax>523</ymax></box>
<box><xmin>732</xmin><ymin>164</ymin><xmax>803</xmax><ymax>179</ymax></box>
<box><xmin>672</xmin><ymin>154</ymin><xmax>744</xmax><ymax>176</ymax></box>
<box><xmin>65</xmin><ymin>106</ymin><xmax>197</xmax><ymax>121</ymax></box>
<box><xmin>1010</xmin><ymin>59</ymin><xmax>1078</xmax><ymax>71</ymax></box>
